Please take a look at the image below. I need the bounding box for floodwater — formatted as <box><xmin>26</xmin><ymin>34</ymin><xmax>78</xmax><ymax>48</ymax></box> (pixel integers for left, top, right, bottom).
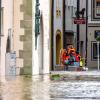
<box><xmin>1</xmin><ymin>75</ymin><xmax>100</xmax><ymax>100</ymax></box>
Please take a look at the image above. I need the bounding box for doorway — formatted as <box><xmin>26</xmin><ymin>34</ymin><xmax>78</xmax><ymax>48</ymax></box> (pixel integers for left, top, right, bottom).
<box><xmin>63</xmin><ymin>31</ymin><xmax>74</xmax><ymax>49</ymax></box>
<box><xmin>56</xmin><ymin>33</ymin><xmax>61</xmax><ymax>64</ymax></box>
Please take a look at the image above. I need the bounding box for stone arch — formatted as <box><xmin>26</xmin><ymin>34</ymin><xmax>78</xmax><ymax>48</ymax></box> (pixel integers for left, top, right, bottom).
<box><xmin>56</xmin><ymin>30</ymin><xmax>61</xmax><ymax>64</ymax></box>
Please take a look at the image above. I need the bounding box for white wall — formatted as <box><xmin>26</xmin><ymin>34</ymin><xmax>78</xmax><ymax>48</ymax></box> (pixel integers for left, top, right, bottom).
<box><xmin>65</xmin><ymin>0</ymin><xmax>77</xmax><ymax>31</ymax></box>
<box><xmin>13</xmin><ymin>0</ymin><xmax>24</xmax><ymax>69</ymax></box>
<box><xmin>32</xmin><ymin>0</ymin><xmax>50</xmax><ymax>75</ymax></box>
<box><xmin>40</xmin><ymin>0</ymin><xmax>50</xmax><ymax>74</ymax></box>
<box><xmin>88</xmin><ymin>0</ymin><xmax>100</xmax><ymax>23</ymax></box>
<box><xmin>53</xmin><ymin>0</ymin><xmax>63</xmax><ymax>67</ymax></box>
<box><xmin>0</xmin><ymin>0</ymin><xmax>13</xmax><ymax>76</ymax></box>
<box><xmin>32</xmin><ymin>0</ymin><xmax>39</xmax><ymax>75</ymax></box>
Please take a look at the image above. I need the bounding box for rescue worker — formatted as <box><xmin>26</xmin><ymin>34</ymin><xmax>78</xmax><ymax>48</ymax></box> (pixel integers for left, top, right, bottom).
<box><xmin>76</xmin><ymin>52</ymin><xmax>83</xmax><ymax>71</ymax></box>
<box><xmin>75</xmin><ymin>51</ymin><xmax>81</xmax><ymax>71</ymax></box>
<box><xmin>67</xmin><ymin>45</ymin><xmax>75</xmax><ymax>55</ymax></box>
<box><xmin>64</xmin><ymin>52</ymin><xmax>69</xmax><ymax>70</ymax></box>
<box><xmin>75</xmin><ymin>51</ymin><xmax>80</xmax><ymax>62</ymax></box>
<box><xmin>79</xmin><ymin>56</ymin><xmax>83</xmax><ymax>68</ymax></box>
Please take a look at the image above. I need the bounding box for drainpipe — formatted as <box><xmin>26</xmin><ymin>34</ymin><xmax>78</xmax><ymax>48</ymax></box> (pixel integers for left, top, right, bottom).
<box><xmin>51</xmin><ymin>0</ymin><xmax>54</xmax><ymax>70</ymax></box>
<box><xmin>63</xmin><ymin>0</ymin><xmax>65</xmax><ymax>48</ymax></box>
<box><xmin>85</xmin><ymin>0</ymin><xmax>88</xmax><ymax>67</ymax></box>
<box><xmin>77</xmin><ymin>0</ymin><xmax>80</xmax><ymax>52</ymax></box>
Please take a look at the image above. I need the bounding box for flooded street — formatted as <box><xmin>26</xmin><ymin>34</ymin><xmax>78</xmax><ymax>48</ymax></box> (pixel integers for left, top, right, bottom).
<box><xmin>1</xmin><ymin>75</ymin><xmax>100</xmax><ymax>100</ymax></box>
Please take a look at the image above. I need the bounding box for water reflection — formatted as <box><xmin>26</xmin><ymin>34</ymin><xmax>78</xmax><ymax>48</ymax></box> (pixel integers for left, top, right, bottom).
<box><xmin>0</xmin><ymin>75</ymin><xmax>51</xmax><ymax>100</ymax></box>
<box><xmin>1</xmin><ymin>75</ymin><xmax>100</xmax><ymax>100</ymax></box>
<box><xmin>0</xmin><ymin>76</ymin><xmax>30</xmax><ymax>100</ymax></box>
<box><xmin>32</xmin><ymin>75</ymin><xmax>50</xmax><ymax>100</ymax></box>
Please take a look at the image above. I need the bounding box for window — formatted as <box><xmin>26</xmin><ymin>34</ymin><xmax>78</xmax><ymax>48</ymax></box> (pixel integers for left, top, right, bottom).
<box><xmin>96</xmin><ymin>0</ymin><xmax>100</xmax><ymax>16</ymax></box>
<box><xmin>91</xmin><ymin>42</ymin><xmax>100</xmax><ymax>60</ymax></box>
<box><xmin>95</xmin><ymin>30</ymin><xmax>100</xmax><ymax>38</ymax></box>
<box><xmin>92</xmin><ymin>0</ymin><xmax>100</xmax><ymax>19</ymax></box>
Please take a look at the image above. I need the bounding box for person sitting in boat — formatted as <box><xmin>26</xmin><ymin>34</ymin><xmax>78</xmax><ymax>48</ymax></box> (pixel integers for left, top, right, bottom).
<box><xmin>67</xmin><ymin>45</ymin><xmax>75</xmax><ymax>55</ymax></box>
<box><xmin>64</xmin><ymin>52</ymin><xmax>70</xmax><ymax>70</ymax></box>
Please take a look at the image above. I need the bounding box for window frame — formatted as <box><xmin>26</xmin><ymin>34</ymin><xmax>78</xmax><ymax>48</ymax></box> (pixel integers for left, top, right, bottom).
<box><xmin>91</xmin><ymin>41</ymin><xmax>100</xmax><ymax>61</ymax></box>
<box><xmin>92</xmin><ymin>0</ymin><xmax>100</xmax><ymax>20</ymax></box>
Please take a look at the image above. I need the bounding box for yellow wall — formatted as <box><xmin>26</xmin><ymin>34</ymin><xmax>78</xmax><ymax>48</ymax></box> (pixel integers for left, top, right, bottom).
<box><xmin>56</xmin><ymin>30</ymin><xmax>62</xmax><ymax>64</ymax></box>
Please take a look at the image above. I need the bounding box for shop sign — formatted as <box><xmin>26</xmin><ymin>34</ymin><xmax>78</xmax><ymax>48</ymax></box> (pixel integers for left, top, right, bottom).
<box><xmin>74</xmin><ymin>18</ymin><xmax>86</xmax><ymax>24</ymax></box>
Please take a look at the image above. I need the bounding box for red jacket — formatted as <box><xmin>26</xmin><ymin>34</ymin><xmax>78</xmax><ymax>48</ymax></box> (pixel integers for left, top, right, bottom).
<box><xmin>75</xmin><ymin>54</ymin><xmax>80</xmax><ymax>62</ymax></box>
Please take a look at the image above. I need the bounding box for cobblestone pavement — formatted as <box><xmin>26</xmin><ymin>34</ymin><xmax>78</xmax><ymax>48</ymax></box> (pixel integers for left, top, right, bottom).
<box><xmin>0</xmin><ymin>75</ymin><xmax>100</xmax><ymax>100</ymax></box>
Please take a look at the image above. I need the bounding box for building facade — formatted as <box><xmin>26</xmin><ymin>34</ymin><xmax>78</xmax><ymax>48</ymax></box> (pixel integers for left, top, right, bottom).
<box><xmin>52</xmin><ymin>0</ymin><xmax>64</xmax><ymax>69</ymax></box>
<box><xmin>0</xmin><ymin>0</ymin><xmax>51</xmax><ymax>76</ymax></box>
<box><xmin>0</xmin><ymin>0</ymin><xmax>100</xmax><ymax>77</ymax></box>
<box><xmin>87</xmin><ymin>0</ymin><xmax>100</xmax><ymax>69</ymax></box>
<box><xmin>0</xmin><ymin>0</ymin><xmax>13</xmax><ymax>76</ymax></box>
<box><xmin>51</xmin><ymin>0</ymin><xmax>100</xmax><ymax>69</ymax></box>
<box><xmin>51</xmin><ymin>0</ymin><xmax>77</xmax><ymax>69</ymax></box>
<box><xmin>13</xmin><ymin>0</ymin><xmax>32</xmax><ymax>75</ymax></box>
<box><xmin>0</xmin><ymin>0</ymin><xmax>32</xmax><ymax>76</ymax></box>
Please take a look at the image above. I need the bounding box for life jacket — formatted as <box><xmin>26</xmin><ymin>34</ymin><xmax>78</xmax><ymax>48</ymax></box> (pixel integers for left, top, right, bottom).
<box><xmin>80</xmin><ymin>57</ymin><xmax>83</xmax><ymax>67</ymax></box>
<box><xmin>67</xmin><ymin>48</ymin><xmax>70</xmax><ymax>54</ymax></box>
<box><xmin>62</xmin><ymin>53</ymin><xmax>66</xmax><ymax>61</ymax></box>
<box><xmin>75</xmin><ymin>54</ymin><xmax>80</xmax><ymax>62</ymax></box>
<box><xmin>70</xmin><ymin>48</ymin><xmax>75</xmax><ymax>53</ymax></box>
<box><xmin>66</xmin><ymin>55</ymin><xmax>69</xmax><ymax>60</ymax></box>
<box><xmin>67</xmin><ymin>48</ymin><xmax>75</xmax><ymax>54</ymax></box>
<box><xmin>80</xmin><ymin>61</ymin><xmax>83</xmax><ymax>67</ymax></box>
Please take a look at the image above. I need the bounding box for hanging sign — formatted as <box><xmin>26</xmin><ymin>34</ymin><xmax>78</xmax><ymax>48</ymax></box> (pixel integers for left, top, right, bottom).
<box><xmin>74</xmin><ymin>18</ymin><xmax>86</xmax><ymax>24</ymax></box>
